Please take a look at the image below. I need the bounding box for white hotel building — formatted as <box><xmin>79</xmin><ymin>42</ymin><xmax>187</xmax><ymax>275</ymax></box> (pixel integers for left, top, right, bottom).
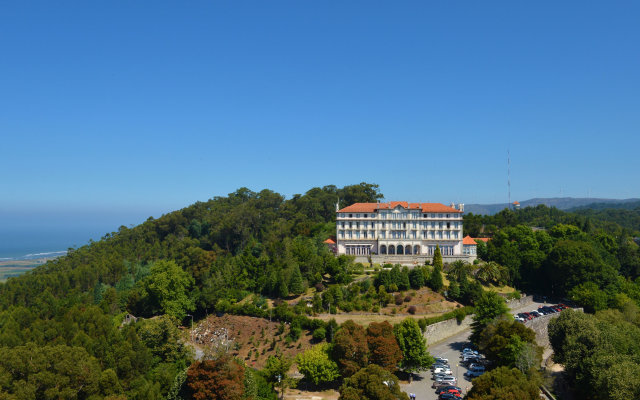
<box><xmin>336</xmin><ymin>202</ymin><xmax>471</xmax><ymax>263</ymax></box>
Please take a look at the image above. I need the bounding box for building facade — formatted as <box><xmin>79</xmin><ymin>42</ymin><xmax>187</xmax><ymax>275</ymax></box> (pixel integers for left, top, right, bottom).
<box><xmin>336</xmin><ymin>201</ymin><xmax>467</xmax><ymax>262</ymax></box>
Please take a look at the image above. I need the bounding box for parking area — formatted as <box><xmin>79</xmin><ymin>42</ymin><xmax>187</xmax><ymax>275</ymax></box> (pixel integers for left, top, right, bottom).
<box><xmin>401</xmin><ymin>298</ymin><xmax>553</xmax><ymax>400</ymax></box>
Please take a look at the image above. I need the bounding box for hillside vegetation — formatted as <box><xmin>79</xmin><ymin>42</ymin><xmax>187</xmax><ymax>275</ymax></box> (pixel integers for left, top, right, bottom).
<box><xmin>0</xmin><ymin>183</ymin><xmax>382</xmax><ymax>399</ymax></box>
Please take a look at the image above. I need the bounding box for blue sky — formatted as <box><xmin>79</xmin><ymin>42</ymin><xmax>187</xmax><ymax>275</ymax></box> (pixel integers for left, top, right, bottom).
<box><xmin>1</xmin><ymin>1</ymin><xmax>639</xmax><ymax>240</ymax></box>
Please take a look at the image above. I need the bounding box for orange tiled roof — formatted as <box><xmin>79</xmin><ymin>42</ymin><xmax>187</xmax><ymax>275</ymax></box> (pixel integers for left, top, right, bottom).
<box><xmin>323</xmin><ymin>238</ymin><xmax>336</xmax><ymax>244</ymax></box>
<box><xmin>463</xmin><ymin>235</ymin><xmax>477</xmax><ymax>245</ymax></box>
<box><xmin>513</xmin><ymin>201</ymin><xmax>520</xmax><ymax>205</ymax></box>
<box><xmin>337</xmin><ymin>202</ymin><xmax>461</xmax><ymax>213</ymax></box>
<box><xmin>463</xmin><ymin>236</ymin><xmax>491</xmax><ymax>245</ymax></box>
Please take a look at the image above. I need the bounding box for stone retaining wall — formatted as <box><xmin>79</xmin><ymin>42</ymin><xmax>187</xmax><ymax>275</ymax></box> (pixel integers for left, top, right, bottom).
<box><xmin>423</xmin><ymin>315</ymin><xmax>474</xmax><ymax>345</ymax></box>
<box><xmin>506</xmin><ymin>295</ymin><xmax>534</xmax><ymax>310</ymax></box>
<box><xmin>422</xmin><ymin>295</ymin><xmax>534</xmax><ymax>346</ymax></box>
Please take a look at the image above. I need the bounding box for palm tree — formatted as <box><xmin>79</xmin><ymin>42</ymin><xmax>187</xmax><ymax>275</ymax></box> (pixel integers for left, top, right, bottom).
<box><xmin>446</xmin><ymin>260</ymin><xmax>471</xmax><ymax>282</ymax></box>
<box><xmin>475</xmin><ymin>261</ymin><xmax>501</xmax><ymax>284</ymax></box>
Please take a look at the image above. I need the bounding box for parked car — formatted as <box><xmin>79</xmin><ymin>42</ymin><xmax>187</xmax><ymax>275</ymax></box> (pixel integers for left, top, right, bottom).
<box><xmin>438</xmin><ymin>393</ymin><xmax>462</xmax><ymax>399</ymax></box>
<box><xmin>434</xmin><ymin>356</ymin><xmax>449</xmax><ymax>364</ymax></box>
<box><xmin>464</xmin><ymin>368</ymin><xmax>485</xmax><ymax>378</ymax></box>
<box><xmin>432</xmin><ymin>361</ymin><xmax>450</xmax><ymax>370</ymax></box>
<box><xmin>432</xmin><ymin>376</ymin><xmax>457</xmax><ymax>388</ymax></box>
<box><xmin>435</xmin><ymin>386</ymin><xmax>462</xmax><ymax>395</ymax></box>
<box><xmin>530</xmin><ymin>310</ymin><xmax>542</xmax><ymax>317</ymax></box>
<box><xmin>431</xmin><ymin>368</ymin><xmax>451</xmax><ymax>377</ymax></box>
<box><xmin>438</xmin><ymin>394</ymin><xmax>462</xmax><ymax>400</ymax></box>
<box><xmin>462</xmin><ymin>347</ymin><xmax>478</xmax><ymax>355</ymax></box>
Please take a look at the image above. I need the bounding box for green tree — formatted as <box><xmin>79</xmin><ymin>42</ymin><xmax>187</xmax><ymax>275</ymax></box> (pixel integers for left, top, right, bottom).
<box><xmin>432</xmin><ymin>245</ymin><xmax>443</xmax><ymax>269</ymax></box>
<box><xmin>263</xmin><ymin>355</ymin><xmax>295</xmax><ymax>399</ymax></box>
<box><xmin>470</xmin><ymin>291</ymin><xmax>509</xmax><ymax>344</ymax></box>
<box><xmin>447</xmin><ymin>260</ymin><xmax>471</xmax><ymax>282</ymax></box>
<box><xmin>427</xmin><ymin>265</ymin><xmax>443</xmax><ymax>293</ymax></box>
<box><xmin>476</xmin><ymin>317</ymin><xmax>540</xmax><ymax>369</ymax></box>
<box><xmin>568</xmin><ymin>281</ymin><xmax>608</xmax><ymax>313</ymax></box>
<box><xmin>409</xmin><ymin>267</ymin><xmax>425</xmax><ymax>289</ymax></box>
<box><xmin>338</xmin><ymin>364</ymin><xmax>408</xmax><ymax>400</ymax></box>
<box><xmin>289</xmin><ymin>266</ymin><xmax>305</xmax><ymax>295</ymax></box>
<box><xmin>393</xmin><ymin>318</ymin><xmax>433</xmax><ymax>377</ymax></box>
<box><xmin>145</xmin><ymin>260</ymin><xmax>195</xmax><ymax>320</ymax></box>
<box><xmin>466</xmin><ymin>366</ymin><xmax>541</xmax><ymax>400</ymax></box>
<box><xmin>137</xmin><ymin>314</ymin><xmax>193</xmax><ymax>363</ymax></box>
<box><xmin>295</xmin><ymin>343</ymin><xmax>340</xmax><ymax>385</ymax></box>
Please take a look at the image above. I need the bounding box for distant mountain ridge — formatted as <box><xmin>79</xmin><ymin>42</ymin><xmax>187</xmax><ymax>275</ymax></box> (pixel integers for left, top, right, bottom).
<box><xmin>465</xmin><ymin>197</ymin><xmax>640</xmax><ymax>215</ymax></box>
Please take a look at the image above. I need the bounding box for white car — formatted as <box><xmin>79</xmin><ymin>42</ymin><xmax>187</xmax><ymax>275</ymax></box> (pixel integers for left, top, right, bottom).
<box><xmin>434</xmin><ymin>356</ymin><xmax>449</xmax><ymax>364</ymax></box>
<box><xmin>465</xmin><ymin>367</ymin><xmax>485</xmax><ymax>378</ymax></box>
<box><xmin>432</xmin><ymin>367</ymin><xmax>452</xmax><ymax>375</ymax></box>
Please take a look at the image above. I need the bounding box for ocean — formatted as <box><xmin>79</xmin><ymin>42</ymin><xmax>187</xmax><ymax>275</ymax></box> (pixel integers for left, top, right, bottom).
<box><xmin>0</xmin><ymin>227</ymin><xmax>111</xmax><ymax>261</ymax></box>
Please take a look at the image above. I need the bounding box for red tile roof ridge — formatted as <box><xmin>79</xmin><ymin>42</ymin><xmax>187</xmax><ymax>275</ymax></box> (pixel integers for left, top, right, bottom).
<box><xmin>337</xmin><ymin>202</ymin><xmax>462</xmax><ymax>213</ymax></box>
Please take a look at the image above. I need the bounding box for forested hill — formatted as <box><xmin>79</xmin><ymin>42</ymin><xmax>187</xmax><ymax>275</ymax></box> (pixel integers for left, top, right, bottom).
<box><xmin>465</xmin><ymin>197</ymin><xmax>640</xmax><ymax>216</ymax></box>
<box><xmin>0</xmin><ymin>183</ymin><xmax>382</xmax><ymax>399</ymax></box>
<box><xmin>464</xmin><ymin>204</ymin><xmax>640</xmax><ymax>238</ymax></box>
<box><xmin>569</xmin><ymin>201</ymin><xmax>640</xmax><ymax>233</ymax></box>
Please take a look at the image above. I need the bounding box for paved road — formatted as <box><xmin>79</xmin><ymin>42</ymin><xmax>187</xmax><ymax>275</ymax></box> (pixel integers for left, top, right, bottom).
<box><xmin>401</xmin><ymin>299</ymin><xmax>548</xmax><ymax>400</ymax></box>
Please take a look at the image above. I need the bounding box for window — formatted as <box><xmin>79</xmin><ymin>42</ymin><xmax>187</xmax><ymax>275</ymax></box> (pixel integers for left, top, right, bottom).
<box><xmin>363</xmin><ymin>231</ymin><xmax>367</xmax><ymax>238</ymax></box>
<box><xmin>454</xmin><ymin>222</ymin><xmax>459</xmax><ymax>229</ymax></box>
<box><xmin>439</xmin><ymin>222</ymin><xmax>443</xmax><ymax>229</ymax></box>
<box><xmin>453</xmin><ymin>231</ymin><xmax>458</xmax><ymax>239</ymax></box>
<box><xmin>431</xmin><ymin>214</ymin><xmax>435</xmax><ymax>218</ymax></box>
<box><xmin>349</xmin><ymin>222</ymin><xmax>353</xmax><ymax>228</ymax></box>
<box><xmin>382</xmin><ymin>222</ymin><xmax>386</xmax><ymax>229</ymax></box>
<box><xmin>349</xmin><ymin>214</ymin><xmax>353</xmax><ymax>218</ymax></box>
<box><xmin>439</xmin><ymin>214</ymin><xmax>443</xmax><ymax>218</ymax></box>
<box><xmin>423</xmin><ymin>214</ymin><xmax>428</xmax><ymax>218</ymax></box>
<box><xmin>447</xmin><ymin>222</ymin><xmax>450</xmax><ymax>229</ymax></box>
<box><xmin>445</xmin><ymin>231</ymin><xmax>450</xmax><ymax>239</ymax></box>
<box><xmin>381</xmin><ymin>231</ymin><xmax>386</xmax><ymax>238</ymax></box>
<box><xmin>412</xmin><ymin>222</ymin><xmax>417</xmax><ymax>229</ymax></box>
<box><xmin>348</xmin><ymin>231</ymin><xmax>352</xmax><ymax>239</ymax></box>
<box><xmin>446</xmin><ymin>214</ymin><xmax>450</xmax><ymax>218</ymax></box>
<box><xmin>356</xmin><ymin>222</ymin><xmax>360</xmax><ymax>228</ymax></box>
<box><xmin>356</xmin><ymin>231</ymin><xmax>360</xmax><ymax>239</ymax></box>
<box><xmin>356</xmin><ymin>214</ymin><xmax>360</xmax><ymax>218</ymax></box>
<box><xmin>341</xmin><ymin>222</ymin><xmax>345</xmax><ymax>228</ymax></box>
<box><xmin>339</xmin><ymin>230</ymin><xmax>344</xmax><ymax>238</ymax></box>
<box><xmin>363</xmin><ymin>214</ymin><xmax>367</xmax><ymax>218</ymax></box>
<box><xmin>340</xmin><ymin>213</ymin><xmax>344</xmax><ymax>218</ymax></box>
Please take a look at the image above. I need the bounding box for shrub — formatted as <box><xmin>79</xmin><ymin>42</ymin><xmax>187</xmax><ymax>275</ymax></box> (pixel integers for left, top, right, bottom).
<box><xmin>389</xmin><ymin>284</ymin><xmax>399</xmax><ymax>292</ymax></box>
<box><xmin>404</xmin><ymin>295</ymin><xmax>412</xmax><ymax>303</ymax></box>
<box><xmin>314</xmin><ymin>282</ymin><xmax>325</xmax><ymax>292</ymax></box>
<box><xmin>418</xmin><ymin>318</ymin><xmax>427</xmax><ymax>332</ymax></box>
<box><xmin>408</xmin><ymin>305</ymin><xmax>417</xmax><ymax>315</ymax></box>
<box><xmin>313</xmin><ymin>327</ymin><xmax>326</xmax><ymax>341</ymax></box>
<box><xmin>394</xmin><ymin>294</ymin><xmax>403</xmax><ymax>305</ymax></box>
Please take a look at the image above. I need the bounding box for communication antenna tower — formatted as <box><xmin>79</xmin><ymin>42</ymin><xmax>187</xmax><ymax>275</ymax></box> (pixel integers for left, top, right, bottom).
<box><xmin>508</xmin><ymin>150</ymin><xmax>511</xmax><ymax>210</ymax></box>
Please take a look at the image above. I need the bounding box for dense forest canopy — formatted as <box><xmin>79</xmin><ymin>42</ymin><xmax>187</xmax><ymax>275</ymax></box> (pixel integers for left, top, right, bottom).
<box><xmin>1</xmin><ymin>183</ymin><xmax>639</xmax><ymax>399</ymax></box>
<box><xmin>0</xmin><ymin>183</ymin><xmax>382</xmax><ymax>399</ymax></box>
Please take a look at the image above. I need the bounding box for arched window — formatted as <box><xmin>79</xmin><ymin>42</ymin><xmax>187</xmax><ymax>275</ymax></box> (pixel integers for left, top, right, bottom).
<box><xmin>405</xmin><ymin>245</ymin><xmax>412</xmax><ymax>255</ymax></box>
<box><xmin>389</xmin><ymin>245</ymin><xmax>395</xmax><ymax>255</ymax></box>
<box><xmin>380</xmin><ymin>245</ymin><xmax>387</xmax><ymax>255</ymax></box>
<box><xmin>413</xmin><ymin>245</ymin><xmax>420</xmax><ymax>255</ymax></box>
<box><xmin>397</xmin><ymin>245</ymin><xmax>404</xmax><ymax>255</ymax></box>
